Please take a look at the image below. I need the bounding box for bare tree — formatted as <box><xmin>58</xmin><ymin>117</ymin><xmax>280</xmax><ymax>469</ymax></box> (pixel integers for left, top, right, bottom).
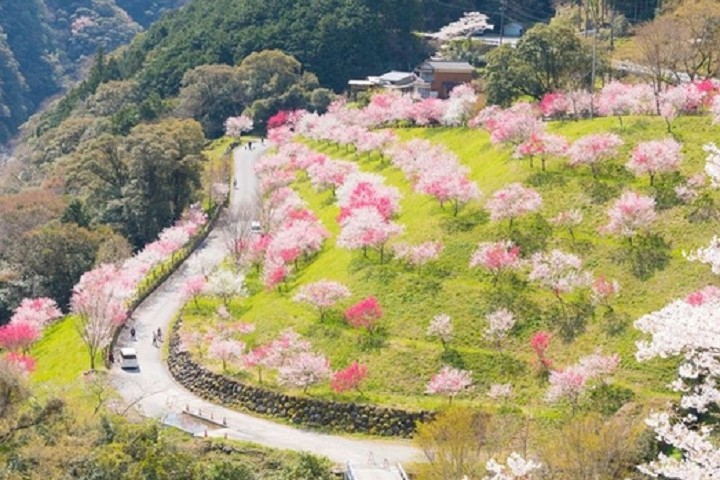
<box><xmin>223</xmin><ymin>200</ymin><xmax>256</xmax><ymax>266</ymax></box>
<box><xmin>634</xmin><ymin>16</ymin><xmax>682</xmax><ymax>112</ymax></box>
<box><xmin>673</xmin><ymin>0</ymin><xmax>720</xmax><ymax>81</ymax></box>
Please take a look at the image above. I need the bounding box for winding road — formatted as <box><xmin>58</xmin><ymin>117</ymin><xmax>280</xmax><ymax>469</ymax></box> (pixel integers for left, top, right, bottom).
<box><xmin>110</xmin><ymin>145</ymin><xmax>421</xmax><ymax>468</ymax></box>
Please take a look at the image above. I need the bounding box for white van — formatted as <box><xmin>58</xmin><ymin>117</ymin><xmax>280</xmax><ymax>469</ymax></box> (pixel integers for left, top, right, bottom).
<box><xmin>119</xmin><ymin>347</ymin><xmax>139</xmax><ymax>369</ymax></box>
<box><xmin>250</xmin><ymin>221</ymin><xmax>262</xmax><ymax>234</ymax></box>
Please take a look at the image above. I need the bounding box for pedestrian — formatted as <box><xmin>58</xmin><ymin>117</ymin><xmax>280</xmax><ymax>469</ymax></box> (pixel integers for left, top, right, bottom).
<box><xmin>249</xmin><ymin>140</ymin><xmax>253</xmax><ymax>150</ymax></box>
<box><xmin>157</xmin><ymin>327</ymin><xmax>162</xmax><ymax>342</ymax></box>
<box><xmin>152</xmin><ymin>331</ymin><xmax>158</xmax><ymax>347</ymax></box>
<box><xmin>233</xmin><ymin>178</ymin><xmax>237</xmax><ymax>189</ymax></box>
<box><xmin>130</xmin><ymin>327</ymin><xmax>136</xmax><ymax>341</ymax></box>
<box><xmin>109</xmin><ymin>351</ymin><xmax>115</xmax><ymax>364</ymax></box>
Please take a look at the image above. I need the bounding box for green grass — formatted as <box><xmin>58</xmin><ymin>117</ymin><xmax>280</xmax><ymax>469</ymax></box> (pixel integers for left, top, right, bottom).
<box><xmin>177</xmin><ymin>115</ymin><xmax>720</xmax><ymax>415</ymax></box>
<box><xmin>31</xmin><ymin>315</ymin><xmax>100</xmax><ymax>384</ymax></box>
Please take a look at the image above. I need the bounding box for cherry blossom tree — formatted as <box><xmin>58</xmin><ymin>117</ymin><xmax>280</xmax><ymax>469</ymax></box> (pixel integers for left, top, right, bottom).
<box><xmin>591</xmin><ymin>276</ymin><xmax>620</xmax><ymax>308</ymax></box>
<box><xmin>597</xmin><ymin>81</ymin><xmax>635</xmax><ymax>125</ymax></box>
<box><xmin>293</xmin><ymin>280</ymin><xmax>351</xmax><ymax>321</ymax></box>
<box><xmin>71</xmin><ymin>264</ymin><xmax>129</xmax><ymax>370</ymax></box>
<box><xmin>627</xmin><ymin>138</ymin><xmax>683</xmax><ymax>185</ymax></box>
<box><xmin>426</xmin><ymin>313</ymin><xmax>453</xmax><ymax>349</ymax></box>
<box><xmin>208</xmin><ymin>338</ymin><xmax>245</xmax><ymax>372</ymax></box>
<box><xmin>3</xmin><ymin>352</ymin><xmax>36</xmax><ymax>374</ymax></box>
<box><xmin>514</xmin><ymin>132</ymin><xmax>568</xmax><ymax>171</ymax></box>
<box><xmin>331</xmin><ymin>361</ymin><xmax>368</xmax><ymax>394</ymax></box>
<box><xmin>277</xmin><ymin>352</ymin><xmax>331</xmax><ymax>393</ymax></box>
<box><xmin>224</xmin><ymin>115</ymin><xmax>254</xmax><ymax>138</ymax></box>
<box><xmin>484</xmin><ymin>309</ymin><xmax>515</xmax><ymax>349</ymax></box>
<box><xmin>487</xmin><ymin>383</ymin><xmax>513</xmax><ymax>401</ymax></box>
<box><xmin>261</xmin><ymin>258</ymin><xmax>290</xmax><ymax>292</ymax></box>
<box><xmin>486</xmin><ymin>183</ymin><xmax>542</xmax><ymax>230</ymax></box>
<box><xmin>182</xmin><ymin>275</ymin><xmax>207</xmax><ymax>308</ymax></box>
<box><xmin>392</xmin><ymin>241</ymin><xmax>444</xmax><ymax>268</ymax></box>
<box><xmin>600</xmin><ymin>191</ymin><xmax>657</xmax><ymax>241</ymax></box>
<box><xmin>307</xmin><ymin>159</ymin><xmax>358</xmax><ymax>195</ymax></box>
<box><xmin>484</xmin><ymin>452</ymin><xmax>542</xmax><ymax>480</ymax></box>
<box><xmin>540</xmin><ymin>92</ymin><xmax>570</xmax><ymax>119</ymax></box>
<box><xmin>566</xmin><ymin>133</ymin><xmax>623</xmax><ymax>178</ymax></box>
<box><xmin>529</xmin><ymin>250</ymin><xmax>591</xmax><ymax>312</ymax></box>
<box><xmin>9</xmin><ymin>297</ymin><xmax>61</xmax><ymax>330</ymax></box>
<box><xmin>415</xmin><ymin>164</ymin><xmax>481</xmax><ymax>216</ymax></box>
<box><xmin>469</xmin><ymin>240</ymin><xmax>521</xmax><ymax>283</ymax></box>
<box><xmin>481</xmin><ymin>104</ymin><xmax>544</xmax><ymax>146</ymax></box>
<box><xmin>242</xmin><ymin>344</ymin><xmax>274</xmax><ymax>384</ymax></box>
<box><xmin>426</xmin><ymin>366</ymin><xmax>473</xmax><ymax>404</ymax></box>
<box><xmin>633</xmin><ymin>279</ymin><xmax>720</xmax><ymax>477</ymax></box>
<box><xmin>429</xmin><ymin>11</ymin><xmax>492</xmax><ymax>41</ymax></box>
<box><xmin>336</xmin><ymin>207</ymin><xmax>404</xmax><ymax>262</ymax></box>
<box><xmin>206</xmin><ymin>268</ymin><xmax>246</xmax><ymax>305</ymax></box>
<box><xmin>530</xmin><ymin>331</ymin><xmax>553</xmax><ymax>375</ymax></box>
<box><xmin>545</xmin><ymin>366</ymin><xmax>587</xmax><ymax>412</ymax></box>
<box><xmin>0</xmin><ymin>323</ymin><xmax>40</xmax><ymax>353</ymax></box>
<box><xmin>550</xmin><ymin>209</ymin><xmax>583</xmax><ymax>241</ymax></box>
<box><xmin>344</xmin><ymin>296</ymin><xmax>383</xmax><ymax>334</ymax></box>
<box><xmin>442</xmin><ymin>84</ymin><xmax>478</xmax><ymax>127</ymax></box>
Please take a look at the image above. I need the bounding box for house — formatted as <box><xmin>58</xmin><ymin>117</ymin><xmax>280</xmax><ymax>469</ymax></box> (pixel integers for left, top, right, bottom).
<box><xmin>503</xmin><ymin>21</ymin><xmax>524</xmax><ymax>37</ymax></box>
<box><xmin>414</xmin><ymin>60</ymin><xmax>475</xmax><ymax>99</ymax></box>
<box><xmin>348</xmin><ymin>70</ymin><xmax>416</xmax><ymax>97</ymax></box>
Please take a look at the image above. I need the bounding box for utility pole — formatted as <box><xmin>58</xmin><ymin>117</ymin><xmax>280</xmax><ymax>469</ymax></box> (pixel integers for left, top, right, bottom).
<box><xmin>499</xmin><ymin>0</ymin><xmax>506</xmax><ymax>46</ymax></box>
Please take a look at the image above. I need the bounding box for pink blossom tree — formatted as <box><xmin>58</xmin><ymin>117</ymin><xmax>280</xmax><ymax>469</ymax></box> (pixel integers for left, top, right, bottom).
<box><xmin>182</xmin><ymin>275</ymin><xmax>207</xmax><ymax>308</ymax></box>
<box><xmin>426</xmin><ymin>313</ymin><xmax>453</xmax><ymax>349</ymax></box>
<box><xmin>486</xmin><ymin>183</ymin><xmax>542</xmax><ymax>230</ymax></box>
<box><xmin>392</xmin><ymin>241</ymin><xmax>444</xmax><ymax>268</ymax></box>
<box><xmin>3</xmin><ymin>352</ymin><xmax>36</xmax><ymax>374</ymax></box>
<box><xmin>540</xmin><ymin>92</ymin><xmax>570</xmax><ymax>119</ymax></box>
<box><xmin>529</xmin><ymin>250</ymin><xmax>591</xmax><ymax>313</ymax></box>
<box><xmin>10</xmin><ymin>297</ymin><xmax>61</xmax><ymax>330</ymax></box>
<box><xmin>484</xmin><ymin>309</ymin><xmax>515</xmax><ymax>349</ymax></box>
<box><xmin>331</xmin><ymin>361</ymin><xmax>368</xmax><ymax>394</ymax></box>
<box><xmin>277</xmin><ymin>352</ymin><xmax>331</xmax><ymax>393</ymax></box>
<box><xmin>344</xmin><ymin>296</ymin><xmax>383</xmax><ymax>334</ymax></box>
<box><xmin>601</xmin><ymin>191</ymin><xmax>657</xmax><ymax>242</ymax></box>
<box><xmin>550</xmin><ymin>209</ymin><xmax>583</xmax><ymax>242</ymax></box>
<box><xmin>597</xmin><ymin>81</ymin><xmax>635</xmax><ymax>125</ymax></box>
<box><xmin>485</xmin><ymin>452</ymin><xmax>542</xmax><ymax>480</ymax></box>
<box><xmin>293</xmin><ymin>280</ymin><xmax>352</xmax><ymax>321</ymax></box>
<box><xmin>513</xmin><ymin>132</ymin><xmax>569</xmax><ymax>171</ymax></box>
<box><xmin>242</xmin><ymin>344</ymin><xmax>273</xmax><ymax>384</ymax></box>
<box><xmin>530</xmin><ymin>331</ymin><xmax>553</xmax><ymax>375</ymax></box>
<box><xmin>70</xmin><ymin>265</ymin><xmax>129</xmax><ymax>370</ymax></box>
<box><xmin>469</xmin><ymin>240</ymin><xmax>521</xmax><ymax>283</ymax></box>
<box><xmin>591</xmin><ymin>276</ymin><xmax>620</xmax><ymax>309</ymax></box>
<box><xmin>336</xmin><ymin>207</ymin><xmax>404</xmax><ymax>262</ymax></box>
<box><xmin>0</xmin><ymin>323</ymin><xmax>40</xmax><ymax>353</ymax></box>
<box><xmin>208</xmin><ymin>338</ymin><xmax>245</xmax><ymax>372</ymax></box>
<box><xmin>627</xmin><ymin>138</ymin><xmax>683</xmax><ymax>185</ymax></box>
<box><xmin>224</xmin><ymin>115</ymin><xmax>254</xmax><ymax>138</ymax></box>
<box><xmin>546</xmin><ymin>366</ymin><xmax>587</xmax><ymax>413</ymax></box>
<box><xmin>426</xmin><ymin>366</ymin><xmax>473</xmax><ymax>404</ymax></box>
<box><xmin>566</xmin><ymin>133</ymin><xmax>623</xmax><ymax>178</ymax></box>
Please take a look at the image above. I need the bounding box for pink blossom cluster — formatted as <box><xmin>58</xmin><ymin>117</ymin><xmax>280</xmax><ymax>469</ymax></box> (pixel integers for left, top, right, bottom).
<box><xmin>486</xmin><ymin>183</ymin><xmax>542</xmax><ymax>224</ymax></box>
<box><xmin>546</xmin><ymin>352</ymin><xmax>620</xmax><ymax>405</ymax></box>
<box><xmin>484</xmin><ymin>308</ymin><xmax>515</xmax><ymax>345</ymax></box>
<box><xmin>591</xmin><ymin>276</ymin><xmax>620</xmax><ymax>306</ymax></box>
<box><xmin>385</xmin><ymin>139</ymin><xmax>480</xmax><ymax>215</ymax></box>
<box><xmin>425</xmin><ymin>366</ymin><xmax>473</xmax><ymax>398</ymax></box>
<box><xmin>539</xmin><ymin>92</ymin><xmax>570</xmax><ymax>119</ymax></box>
<box><xmin>528</xmin><ymin>249</ymin><xmax>592</xmax><ymax>295</ymax></box>
<box><xmin>429</xmin><ymin>11</ymin><xmax>492</xmax><ymax>41</ymax></box>
<box><xmin>566</xmin><ymin>133</ymin><xmax>623</xmax><ymax>175</ymax></box>
<box><xmin>293</xmin><ymin>280</ymin><xmax>351</xmax><ymax>319</ymax></box>
<box><xmin>601</xmin><ymin>191</ymin><xmax>656</xmax><ymax>238</ymax></box>
<box><xmin>426</xmin><ymin>313</ymin><xmax>453</xmax><ymax>344</ymax></box>
<box><xmin>513</xmin><ymin>132</ymin><xmax>568</xmax><ymax>170</ymax></box>
<box><xmin>473</xmin><ymin>103</ymin><xmax>544</xmax><ymax>146</ymax></box>
<box><xmin>224</xmin><ymin>114</ymin><xmax>254</xmax><ymax>137</ymax></box>
<box><xmin>71</xmin><ymin>15</ymin><xmax>96</xmax><ymax>35</ymax></box>
<box><xmin>0</xmin><ymin>297</ymin><xmax>62</xmax><ymax>359</ymax></box>
<box><xmin>392</xmin><ymin>241</ymin><xmax>444</xmax><ymax>267</ymax></box>
<box><xmin>703</xmin><ymin>143</ymin><xmax>720</xmax><ymax>188</ymax></box>
<box><xmin>336</xmin><ymin>172</ymin><xmax>402</xmax><ymax>221</ymax></box>
<box><xmin>549</xmin><ymin>209</ymin><xmax>583</xmax><ymax>228</ymax></box>
<box><xmin>469</xmin><ymin>240</ymin><xmax>521</xmax><ymax>276</ymax></box>
<box><xmin>627</xmin><ymin>138</ymin><xmax>683</xmax><ymax>184</ymax></box>
<box><xmin>487</xmin><ymin>383</ymin><xmax>513</xmax><ymax>400</ymax></box>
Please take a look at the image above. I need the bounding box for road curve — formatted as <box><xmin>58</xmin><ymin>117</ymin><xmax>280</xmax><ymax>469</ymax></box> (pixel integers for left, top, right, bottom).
<box><xmin>110</xmin><ymin>145</ymin><xmax>421</xmax><ymax>466</ymax></box>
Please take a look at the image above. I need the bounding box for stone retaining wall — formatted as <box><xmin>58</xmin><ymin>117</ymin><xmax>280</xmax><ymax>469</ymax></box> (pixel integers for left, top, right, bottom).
<box><xmin>167</xmin><ymin>318</ymin><xmax>434</xmax><ymax>437</ymax></box>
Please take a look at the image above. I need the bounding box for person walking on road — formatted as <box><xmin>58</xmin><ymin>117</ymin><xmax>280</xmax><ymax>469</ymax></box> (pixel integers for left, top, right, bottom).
<box><xmin>152</xmin><ymin>331</ymin><xmax>158</xmax><ymax>347</ymax></box>
<box><xmin>156</xmin><ymin>327</ymin><xmax>162</xmax><ymax>343</ymax></box>
<box><xmin>130</xmin><ymin>327</ymin><xmax>136</xmax><ymax>341</ymax></box>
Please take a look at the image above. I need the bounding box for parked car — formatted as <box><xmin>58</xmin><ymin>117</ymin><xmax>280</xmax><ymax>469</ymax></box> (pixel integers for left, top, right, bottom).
<box><xmin>119</xmin><ymin>347</ymin><xmax>139</xmax><ymax>369</ymax></box>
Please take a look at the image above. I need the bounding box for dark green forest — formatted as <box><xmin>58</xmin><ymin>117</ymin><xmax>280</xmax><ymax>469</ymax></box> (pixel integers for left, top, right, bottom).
<box><xmin>0</xmin><ymin>0</ymin><xmax>187</xmax><ymax>144</ymax></box>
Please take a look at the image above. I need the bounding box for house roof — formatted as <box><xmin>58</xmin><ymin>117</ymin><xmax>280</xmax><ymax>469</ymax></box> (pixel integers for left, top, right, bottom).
<box><xmin>418</xmin><ymin>61</ymin><xmax>475</xmax><ymax>73</ymax></box>
<box><xmin>379</xmin><ymin>70</ymin><xmax>415</xmax><ymax>84</ymax></box>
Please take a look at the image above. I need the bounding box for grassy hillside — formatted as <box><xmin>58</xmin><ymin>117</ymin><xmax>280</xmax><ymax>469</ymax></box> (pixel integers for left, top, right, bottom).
<box><xmin>182</xmin><ymin>114</ymin><xmax>719</xmax><ymax>415</ymax></box>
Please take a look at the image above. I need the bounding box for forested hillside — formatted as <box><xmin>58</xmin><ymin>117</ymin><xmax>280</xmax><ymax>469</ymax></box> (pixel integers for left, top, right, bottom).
<box><xmin>0</xmin><ymin>0</ymin><xmax>188</xmax><ymax>144</ymax></box>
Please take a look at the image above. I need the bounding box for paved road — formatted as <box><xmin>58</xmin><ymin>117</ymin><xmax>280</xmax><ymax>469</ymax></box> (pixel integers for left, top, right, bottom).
<box><xmin>110</xmin><ymin>145</ymin><xmax>421</xmax><ymax>467</ymax></box>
